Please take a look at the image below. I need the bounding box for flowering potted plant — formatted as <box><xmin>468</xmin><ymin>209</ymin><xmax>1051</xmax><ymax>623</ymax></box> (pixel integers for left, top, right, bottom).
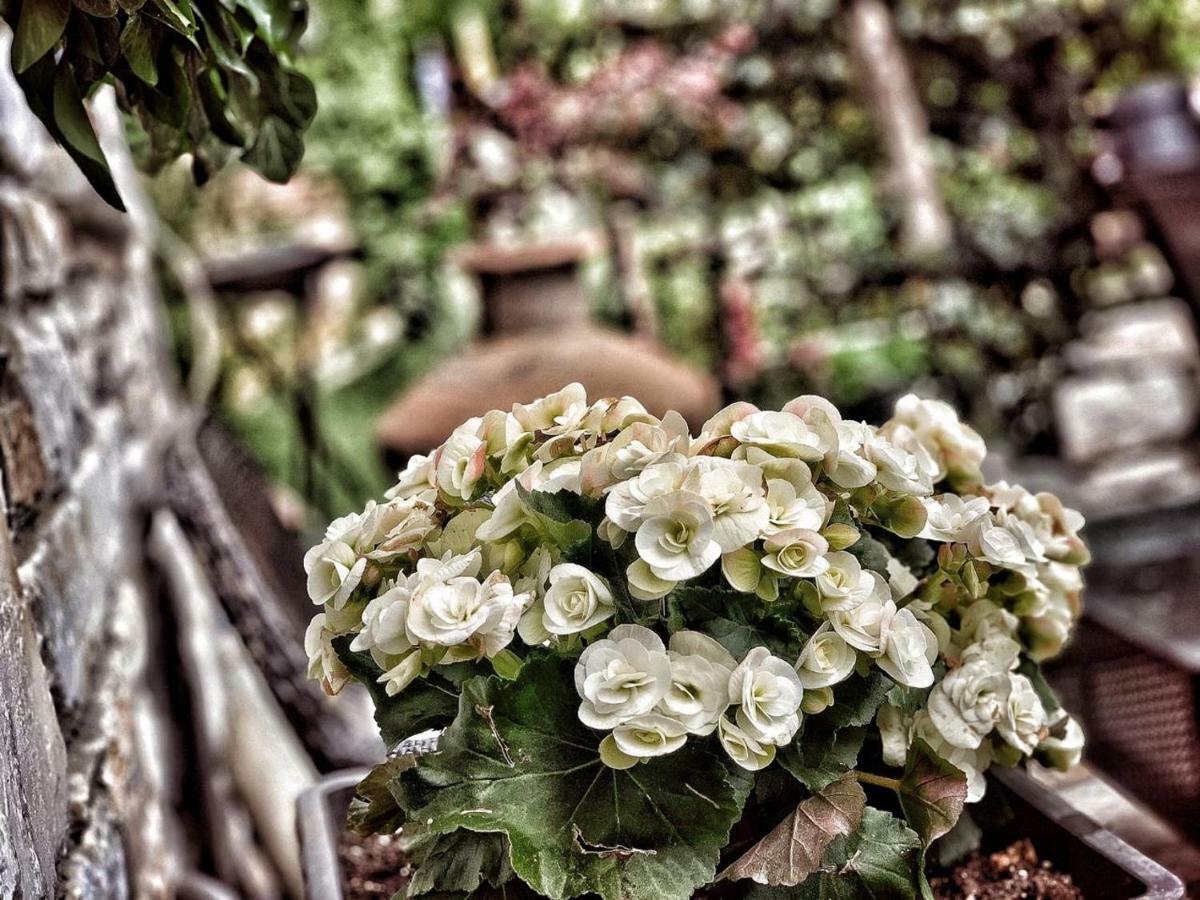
<box><xmin>304</xmin><ymin>384</ymin><xmax>1093</xmax><ymax>899</ymax></box>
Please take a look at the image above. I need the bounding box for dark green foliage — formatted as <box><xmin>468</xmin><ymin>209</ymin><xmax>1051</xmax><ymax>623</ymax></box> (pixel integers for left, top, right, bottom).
<box><xmin>5</xmin><ymin>0</ymin><xmax>314</xmax><ymax>207</ymax></box>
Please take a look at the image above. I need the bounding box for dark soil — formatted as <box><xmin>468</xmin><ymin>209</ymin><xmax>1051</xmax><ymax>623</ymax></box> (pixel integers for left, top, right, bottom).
<box><xmin>337</xmin><ymin>829</ymin><xmax>408</xmax><ymax>899</ymax></box>
<box><xmin>931</xmin><ymin>839</ymin><xmax>1084</xmax><ymax>899</ymax></box>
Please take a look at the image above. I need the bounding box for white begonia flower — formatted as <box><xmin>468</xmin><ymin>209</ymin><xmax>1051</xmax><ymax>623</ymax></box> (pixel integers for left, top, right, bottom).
<box><xmin>927</xmin><ymin>654</ymin><xmax>1013</xmax><ymax>750</ymax></box>
<box><xmin>914</xmin><ymin>711</ymin><xmax>993</xmax><ymax>803</ymax></box>
<box><xmin>584</xmin><ymin>395</ymin><xmax>657</xmax><ymax>436</ymax></box>
<box><xmin>1023</xmin><ymin>600</ymin><xmax>1074</xmax><ymax>663</ymax></box>
<box><xmin>363</xmin><ymin>499</ymin><xmax>438</xmax><ymax>561</ymax></box>
<box><xmin>815</xmin><ymin>551</ymin><xmax>875</xmax><ymax>612</ymax></box>
<box><xmin>907</xmin><ymin>597</ymin><xmax>954</xmax><ymax>657</ymax></box>
<box><xmin>796</xmin><ymin>624</ymin><xmax>857</xmax><ymax>689</ymax></box>
<box><xmin>718</xmin><ymin>714</ymin><xmax>776</xmax><ymax>771</ymax></box>
<box><xmin>1037</xmin><ymin>712</ymin><xmax>1084</xmax><ymax>771</ymax></box>
<box><xmin>511</xmin><ymin>382</ymin><xmax>590</xmax><ymax>437</ymax></box>
<box><xmin>827</xmin><ymin>589</ymin><xmax>886</xmax><ymax>654</ymax></box>
<box><xmin>997</xmin><ymin>673</ymin><xmax>1048</xmax><ymax>755</ymax></box>
<box><xmin>658</xmin><ymin>631</ymin><xmax>736</xmax><ymax>736</ymax></box>
<box><xmin>967</xmin><ymin>517</ymin><xmax>1027</xmax><ymax>568</ymax></box>
<box><xmin>304</xmin><ymin>505</ymin><xmax>377</xmax><ymax>608</ymax></box>
<box><xmin>604</xmin><ymin>714</ymin><xmax>689</xmax><ymax>767</ymax></box>
<box><xmin>385</xmin><ymin>453</ymin><xmax>436</xmax><ymax>501</ymax></box>
<box><xmin>683</xmin><ymin>458</ymin><xmax>769</xmax><ymax>552</ymax></box>
<box><xmin>876</xmin><ymin>703</ymin><xmax>914</xmax><ymax>768</ymax></box>
<box><xmin>918</xmin><ymin>494</ymin><xmax>990</xmax><ymax>543</ymax></box>
<box><xmin>604</xmin><ymin>461</ymin><xmax>685</xmax><ymax>532</ymax></box>
<box><xmin>889</xmin><ymin>393</ymin><xmax>987</xmax><ymax>483</ymax></box>
<box><xmin>825</xmin><ymin>420</ymin><xmax>878</xmax><ymax>489</ymax></box>
<box><xmin>540</xmin><ymin>564</ymin><xmax>615</xmax><ymax>636</ymax></box>
<box><xmin>761</xmin><ymin>528</ymin><xmax>830</xmax><ymax>578</ymax></box>
<box><xmin>305</xmin><ymin>613</ymin><xmax>352</xmax><ymax>695</ymax></box>
<box><xmin>958</xmin><ymin>599</ymin><xmax>1019</xmax><ymax>648</ymax></box>
<box><xmin>863</xmin><ymin>425</ymin><xmax>937</xmax><ymax>496</ymax></box>
<box><xmin>432</xmin><ymin>421</ymin><xmax>489</xmax><ymax>500</ymax></box>
<box><xmin>963</xmin><ymin>631</ymin><xmax>1022</xmax><ymax>674</ymax></box>
<box><xmin>581</xmin><ymin>412</ymin><xmax>690</xmax><ymax>495</ymax></box>
<box><xmin>762</xmin><ymin>477</ymin><xmax>830</xmax><ymax>535</ymax></box>
<box><xmin>876</xmin><ymin>605</ymin><xmax>937</xmax><ymax>689</ymax></box>
<box><xmin>405</xmin><ymin>551</ymin><xmax>527</xmax><ymax>659</ymax></box>
<box><xmin>575</xmin><ymin>625</ymin><xmax>672</xmax><ymax>729</ymax></box>
<box><xmin>634</xmin><ymin>491</ymin><xmax>722</xmax><ymax>581</ymax></box>
<box><xmin>377</xmin><ymin>651</ymin><xmax>425</xmax><ymax>697</ymax></box>
<box><xmin>729</xmin><ymin>647</ymin><xmax>805</xmax><ymax>746</ymax></box>
<box><xmin>988</xmin><ymin>482</ymin><xmax>1089</xmax><ymax>565</ymax></box>
<box><xmin>350</xmin><ymin>578</ymin><xmax>417</xmax><ymax>658</ymax></box>
<box><xmin>693</xmin><ymin>401</ymin><xmax>760</xmax><ymax>455</ymax></box>
<box><xmin>730</xmin><ymin>409</ymin><xmax>837</xmax><ymax>462</ymax></box>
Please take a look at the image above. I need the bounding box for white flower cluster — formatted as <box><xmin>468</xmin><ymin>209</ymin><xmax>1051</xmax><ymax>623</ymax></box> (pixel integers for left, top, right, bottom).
<box><xmin>306</xmin><ymin>384</ymin><xmax>1087</xmax><ymax>790</ymax></box>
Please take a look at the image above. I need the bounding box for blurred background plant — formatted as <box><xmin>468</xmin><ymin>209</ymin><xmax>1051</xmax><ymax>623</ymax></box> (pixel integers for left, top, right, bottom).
<box><xmin>146</xmin><ymin>0</ymin><xmax>1200</xmax><ymax>523</ymax></box>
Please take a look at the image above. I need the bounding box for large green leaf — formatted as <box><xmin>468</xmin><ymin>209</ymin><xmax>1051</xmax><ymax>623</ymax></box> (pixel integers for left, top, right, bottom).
<box><xmin>779</xmin><ymin>725</ymin><xmax>866</xmax><ymax>792</ymax></box>
<box><xmin>721</xmin><ymin>775</ymin><xmax>865</xmax><ymax>887</ymax></box>
<box><xmin>404</xmin><ymin>829</ymin><xmax>514</xmax><ymax>897</ymax></box>
<box><xmin>12</xmin><ymin>0</ymin><xmax>70</xmax><ymax>72</ymax></box>
<box><xmin>333</xmin><ymin>636</ymin><xmax>460</xmax><ymax>746</ymax></box>
<box><xmin>667</xmin><ymin>586</ymin><xmax>808</xmax><ymax>660</ymax></box>
<box><xmin>898</xmin><ymin>739</ymin><xmax>967</xmax><ymax>848</ymax></box>
<box><xmin>391</xmin><ymin>656</ymin><xmax>752</xmax><ymax>900</ymax></box>
<box><xmin>746</xmin><ymin>807</ymin><xmax>922</xmax><ymax>899</ymax></box>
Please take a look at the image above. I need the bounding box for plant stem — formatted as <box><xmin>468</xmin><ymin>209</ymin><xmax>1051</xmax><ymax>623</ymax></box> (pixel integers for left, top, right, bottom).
<box><xmin>854</xmin><ymin>770</ymin><xmax>902</xmax><ymax>791</ymax></box>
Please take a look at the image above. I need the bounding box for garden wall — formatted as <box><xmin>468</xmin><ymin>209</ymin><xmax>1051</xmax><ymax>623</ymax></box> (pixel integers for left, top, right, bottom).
<box><xmin>0</xmin><ymin>29</ymin><xmax>182</xmax><ymax>897</ymax></box>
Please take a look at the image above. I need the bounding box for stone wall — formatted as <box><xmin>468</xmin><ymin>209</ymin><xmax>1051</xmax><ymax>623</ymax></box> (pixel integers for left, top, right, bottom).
<box><xmin>0</xmin><ymin>30</ymin><xmax>183</xmax><ymax>898</ymax></box>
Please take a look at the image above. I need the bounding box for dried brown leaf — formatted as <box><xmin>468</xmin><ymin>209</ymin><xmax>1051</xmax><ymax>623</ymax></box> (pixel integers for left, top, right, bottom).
<box><xmin>720</xmin><ymin>774</ymin><xmax>866</xmax><ymax>886</ymax></box>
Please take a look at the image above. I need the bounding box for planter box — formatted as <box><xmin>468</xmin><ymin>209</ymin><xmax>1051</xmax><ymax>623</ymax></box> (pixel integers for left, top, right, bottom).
<box><xmin>1047</xmin><ymin>506</ymin><xmax>1200</xmax><ymax>838</ymax></box>
<box><xmin>297</xmin><ymin>766</ymin><xmax>1184</xmax><ymax>899</ymax></box>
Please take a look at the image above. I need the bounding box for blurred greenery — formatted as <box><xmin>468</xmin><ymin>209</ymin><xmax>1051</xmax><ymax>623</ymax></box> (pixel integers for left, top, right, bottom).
<box><xmin>150</xmin><ymin>0</ymin><xmax>1200</xmax><ymax>521</ymax></box>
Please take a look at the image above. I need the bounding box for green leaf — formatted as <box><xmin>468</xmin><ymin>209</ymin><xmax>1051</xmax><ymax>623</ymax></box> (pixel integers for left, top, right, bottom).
<box><xmin>847</xmin><ymin>529</ymin><xmax>892</xmax><ymax>576</ymax></box>
<box><xmin>195</xmin><ymin>67</ymin><xmax>245</xmax><ymax>146</ymax></box>
<box><xmin>513</xmin><ymin>482</ymin><xmax>592</xmax><ymax>561</ymax></box>
<box><xmin>819</xmin><ymin>671</ymin><xmax>893</xmax><ymax>731</ymax></box>
<box><xmin>119</xmin><ymin>17</ymin><xmax>158</xmax><ymax>85</ymax></box>
<box><xmin>72</xmin><ymin>0</ymin><xmax>119</xmax><ymax>18</ymax></box>
<box><xmin>746</xmin><ymin>807</ymin><xmax>922</xmax><ymax>900</ymax></box>
<box><xmin>242</xmin><ymin>113</ymin><xmax>303</xmax><ymax>181</ymax></box>
<box><xmin>13</xmin><ymin>0</ymin><xmax>71</xmax><ymax>72</ymax></box>
<box><xmin>898</xmin><ymin>738</ymin><xmax>968</xmax><ymax>848</ymax></box>
<box><xmin>392</xmin><ymin>656</ymin><xmax>752</xmax><ymax>900</ymax></box>
<box><xmin>333</xmin><ymin>636</ymin><xmax>460</xmax><ymax>746</ymax></box>
<box><xmin>405</xmin><ymin>829</ymin><xmax>513</xmax><ymax>897</ymax></box>
<box><xmin>721</xmin><ymin>775</ymin><xmax>866</xmax><ymax>887</ymax></box>
<box><xmin>779</xmin><ymin>725</ymin><xmax>866</xmax><ymax>791</ymax></box>
<box><xmin>667</xmin><ymin>586</ymin><xmax>807</xmax><ymax>660</ymax></box>
<box><xmin>51</xmin><ymin>62</ymin><xmax>125</xmax><ymax>209</ymax></box>
<box><xmin>346</xmin><ymin>757</ymin><xmax>412</xmax><ymax>835</ymax></box>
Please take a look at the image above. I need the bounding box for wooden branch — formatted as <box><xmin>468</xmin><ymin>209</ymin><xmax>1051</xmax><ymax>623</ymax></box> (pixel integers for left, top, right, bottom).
<box><xmin>847</xmin><ymin>0</ymin><xmax>953</xmax><ymax>259</ymax></box>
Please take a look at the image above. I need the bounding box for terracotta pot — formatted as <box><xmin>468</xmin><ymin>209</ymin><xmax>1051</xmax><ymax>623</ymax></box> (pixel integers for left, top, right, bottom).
<box><xmin>296</xmin><ymin>765</ymin><xmax>1185</xmax><ymax>899</ymax></box>
<box><xmin>375</xmin><ymin>236</ymin><xmax>722</xmax><ymax>462</ymax></box>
